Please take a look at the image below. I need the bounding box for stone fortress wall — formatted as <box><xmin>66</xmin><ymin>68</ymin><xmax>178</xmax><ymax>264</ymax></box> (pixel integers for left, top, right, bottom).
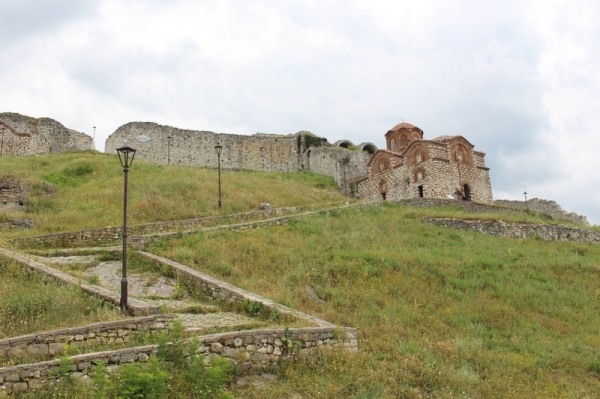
<box><xmin>0</xmin><ymin>113</ymin><xmax>92</xmax><ymax>156</ymax></box>
<box><xmin>104</xmin><ymin>122</ymin><xmax>376</xmax><ymax>192</ymax></box>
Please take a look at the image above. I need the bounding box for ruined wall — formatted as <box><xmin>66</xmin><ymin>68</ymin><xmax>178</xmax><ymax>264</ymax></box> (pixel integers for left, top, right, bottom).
<box><xmin>303</xmin><ymin>146</ymin><xmax>371</xmax><ymax>195</ymax></box>
<box><xmin>0</xmin><ymin>113</ymin><xmax>92</xmax><ymax>156</ymax></box>
<box><xmin>495</xmin><ymin>198</ymin><xmax>589</xmax><ymax>225</ymax></box>
<box><xmin>105</xmin><ymin>122</ymin><xmax>299</xmax><ymax>172</ymax></box>
<box><xmin>105</xmin><ymin>122</ymin><xmax>374</xmax><ymax>193</ymax></box>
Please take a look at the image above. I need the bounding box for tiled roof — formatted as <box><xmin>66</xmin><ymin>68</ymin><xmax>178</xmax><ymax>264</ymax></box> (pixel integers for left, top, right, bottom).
<box><xmin>431</xmin><ymin>135</ymin><xmax>460</xmax><ymax>142</ymax></box>
<box><xmin>388</xmin><ymin>122</ymin><xmax>418</xmax><ymax>131</ymax></box>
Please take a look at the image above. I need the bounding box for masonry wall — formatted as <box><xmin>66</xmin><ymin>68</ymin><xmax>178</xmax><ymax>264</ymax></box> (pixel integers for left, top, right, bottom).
<box><xmin>426</xmin><ymin>218</ymin><xmax>600</xmax><ymax>243</ymax></box>
<box><xmin>11</xmin><ymin>207</ymin><xmax>305</xmax><ymax>249</ymax></box>
<box><xmin>105</xmin><ymin>122</ymin><xmax>371</xmax><ymax>192</ymax></box>
<box><xmin>357</xmin><ymin>142</ymin><xmax>493</xmax><ymax>204</ymax></box>
<box><xmin>105</xmin><ymin>122</ymin><xmax>300</xmax><ymax>172</ymax></box>
<box><xmin>0</xmin><ymin>315</ymin><xmax>175</xmax><ymax>360</ymax></box>
<box><xmin>495</xmin><ymin>198</ymin><xmax>589</xmax><ymax>225</ymax></box>
<box><xmin>0</xmin><ymin>326</ymin><xmax>358</xmax><ymax>395</ymax></box>
<box><xmin>304</xmin><ymin>146</ymin><xmax>371</xmax><ymax>194</ymax></box>
<box><xmin>0</xmin><ymin>113</ymin><xmax>92</xmax><ymax>156</ymax></box>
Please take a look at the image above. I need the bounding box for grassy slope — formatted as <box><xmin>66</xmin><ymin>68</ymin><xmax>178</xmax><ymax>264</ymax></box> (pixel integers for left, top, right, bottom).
<box><xmin>0</xmin><ymin>151</ymin><xmax>344</xmax><ymax>238</ymax></box>
<box><xmin>1</xmin><ymin>153</ymin><xmax>599</xmax><ymax>397</ymax></box>
<box><xmin>151</xmin><ymin>205</ymin><xmax>600</xmax><ymax>398</ymax></box>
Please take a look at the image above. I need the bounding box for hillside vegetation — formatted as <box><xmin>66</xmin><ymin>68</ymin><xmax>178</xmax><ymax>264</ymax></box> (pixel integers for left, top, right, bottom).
<box><xmin>1</xmin><ymin>153</ymin><xmax>599</xmax><ymax>398</ymax></box>
<box><xmin>0</xmin><ymin>151</ymin><xmax>344</xmax><ymax>238</ymax></box>
<box><xmin>147</xmin><ymin>204</ymin><xmax>600</xmax><ymax>398</ymax></box>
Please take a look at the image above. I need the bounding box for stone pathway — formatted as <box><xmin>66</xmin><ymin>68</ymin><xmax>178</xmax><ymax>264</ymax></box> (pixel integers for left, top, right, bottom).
<box><xmin>40</xmin><ymin>255</ymin><xmax>264</xmax><ymax>333</ymax></box>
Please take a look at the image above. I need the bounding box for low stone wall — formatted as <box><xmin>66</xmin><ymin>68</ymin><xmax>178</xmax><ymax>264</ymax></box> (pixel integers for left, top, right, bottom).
<box><xmin>196</xmin><ymin>326</ymin><xmax>357</xmax><ymax>365</ymax></box>
<box><xmin>11</xmin><ymin>226</ymin><xmax>123</xmax><ymax>249</ymax></box>
<box><xmin>0</xmin><ymin>326</ymin><xmax>357</xmax><ymax>395</ymax></box>
<box><xmin>132</xmin><ymin>201</ymin><xmax>380</xmax><ymax>248</ymax></box>
<box><xmin>494</xmin><ymin>198</ymin><xmax>589</xmax><ymax>225</ymax></box>
<box><xmin>397</xmin><ymin>197</ymin><xmax>508</xmax><ymax>214</ymax></box>
<box><xmin>11</xmin><ymin>207</ymin><xmax>304</xmax><ymax>249</ymax></box>
<box><xmin>138</xmin><ymin>252</ymin><xmax>335</xmax><ymax>328</ymax></box>
<box><xmin>0</xmin><ymin>345</ymin><xmax>158</xmax><ymax>394</ymax></box>
<box><xmin>0</xmin><ymin>315</ymin><xmax>174</xmax><ymax>359</ymax></box>
<box><xmin>426</xmin><ymin>218</ymin><xmax>600</xmax><ymax>243</ymax></box>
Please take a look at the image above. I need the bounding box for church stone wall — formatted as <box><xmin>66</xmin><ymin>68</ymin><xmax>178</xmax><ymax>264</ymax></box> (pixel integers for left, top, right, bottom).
<box><xmin>0</xmin><ymin>113</ymin><xmax>92</xmax><ymax>156</ymax></box>
<box><xmin>357</xmin><ymin>127</ymin><xmax>493</xmax><ymax>204</ymax></box>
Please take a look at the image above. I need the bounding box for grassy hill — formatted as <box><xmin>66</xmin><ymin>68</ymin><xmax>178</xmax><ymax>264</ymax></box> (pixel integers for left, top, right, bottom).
<box><xmin>1</xmin><ymin>152</ymin><xmax>599</xmax><ymax>398</ymax></box>
<box><xmin>0</xmin><ymin>151</ymin><xmax>345</xmax><ymax>238</ymax></box>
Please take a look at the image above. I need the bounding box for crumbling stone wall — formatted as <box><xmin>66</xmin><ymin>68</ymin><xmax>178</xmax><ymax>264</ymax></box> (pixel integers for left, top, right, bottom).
<box><xmin>495</xmin><ymin>198</ymin><xmax>589</xmax><ymax>225</ymax></box>
<box><xmin>105</xmin><ymin>122</ymin><xmax>300</xmax><ymax>172</ymax></box>
<box><xmin>0</xmin><ymin>113</ymin><xmax>92</xmax><ymax>156</ymax></box>
<box><xmin>105</xmin><ymin>122</ymin><xmax>376</xmax><ymax>193</ymax></box>
<box><xmin>302</xmin><ymin>146</ymin><xmax>371</xmax><ymax>194</ymax></box>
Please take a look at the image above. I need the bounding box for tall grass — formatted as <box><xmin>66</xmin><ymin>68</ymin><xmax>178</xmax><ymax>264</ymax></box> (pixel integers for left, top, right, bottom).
<box><xmin>150</xmin><ymin>203</ymin><xmax>600</xmax><ymax>398</ymax></box>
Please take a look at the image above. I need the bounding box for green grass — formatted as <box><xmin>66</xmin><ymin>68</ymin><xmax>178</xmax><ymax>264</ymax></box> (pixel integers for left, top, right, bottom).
<box><xmin>149</xmin><ymin>203</ymin><xmax>600</xmax><ymax>398</ymax></box>
<box><xmin>2</xmin><ymin>153</ymin><xmax>600</xmax><ymax>397</ymax></box>
<box><xmin>0</xmin><ymin>151</ymin><xmax>345</xmax><ymax>238</ymax></box>
<box><xmin>0</xmin><ymin>257</ymin><xmax>123</xmax><ymax>339</ymax></box>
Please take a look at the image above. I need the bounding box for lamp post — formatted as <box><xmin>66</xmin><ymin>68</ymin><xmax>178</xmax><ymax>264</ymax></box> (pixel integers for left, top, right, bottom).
<box><xmin>167</xmin><ymin>134</ymin><xmax>172</xmax><ymax>164</ymax></box>
<box><xmin>93</xmin><ymin>126</ymin><xmax>96</xmax><ymax>151</ymax></box>
<box><xmin>524</xmin><ymin>191</ymin><xmax>528</xmax><ymax>210</ymax></box>
<box><xmin>215</xmin><ymin>144</ymin><xmax>222</xmax><ymax>208</ymax></box>
<box><xmin>116</xmin><ymin>144</ymin><xmax>136</xmax><ymax>313</ymax></box>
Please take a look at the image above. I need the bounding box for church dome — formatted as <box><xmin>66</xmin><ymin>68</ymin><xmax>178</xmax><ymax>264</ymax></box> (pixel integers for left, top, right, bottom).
<box><xmin>389</xmin><ymin>122</ymin><xmax>418</xmax><ymax>131</ymax></box>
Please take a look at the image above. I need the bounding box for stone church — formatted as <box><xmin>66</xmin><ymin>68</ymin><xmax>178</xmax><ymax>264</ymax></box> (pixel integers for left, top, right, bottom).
<box><xmin>356</xmin><ymin>122</ymin><xmax>493</xmax><ymax>204</ymax></box>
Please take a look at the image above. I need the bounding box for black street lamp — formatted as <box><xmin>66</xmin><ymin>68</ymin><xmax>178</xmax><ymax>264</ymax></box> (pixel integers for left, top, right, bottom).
<box><xmin>167</xmin><ymin>134</ymin><xmax>172</xmax><ymax>164</ymax></box>
<box><xmin>215</xmin><ymin>144</ymin><xmax>222</xmax><ymax>208</ymax></box>
<box><xmin>116</xmin><ymin>144</ymin><xmax>136</xmax><ymax>313</ymax></box>
<box><xmin>524</xmin><ymin>191</ymin><xmax>528</xmax><ymax>210</ymax></box>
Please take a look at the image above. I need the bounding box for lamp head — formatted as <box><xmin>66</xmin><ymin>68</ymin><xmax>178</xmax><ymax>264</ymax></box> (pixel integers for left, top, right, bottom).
<box><xmin>215</xmin><ymin>144</ymin><xmax>223</xmax><ymax>155</ymax></box>
<box><xmin>116</xmin><ymin>145</ymin><xmax>137</xmax><ymax>169</ymax></box>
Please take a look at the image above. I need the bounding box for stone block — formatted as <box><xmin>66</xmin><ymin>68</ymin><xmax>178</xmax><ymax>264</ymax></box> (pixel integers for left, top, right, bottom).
<box><xmin>27</xmin><ymin>343</ymin><xmax>49</xmax><ymax>355</ymax></box>
<box><xmin>11</xmin><ymin>382</ymin><xmax>27</xmax><ymax>393</ymax></box>
<box><xmin>210</xmin><ymin>342</ymin><xmax>224</xmax><ymax>353</ymax></box>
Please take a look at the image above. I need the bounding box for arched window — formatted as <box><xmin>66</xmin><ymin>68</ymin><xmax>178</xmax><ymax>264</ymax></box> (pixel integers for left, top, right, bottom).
<box><xmin>371</xmin><ymin>154</ymin><xmax>391</xmax><ymax>177</ymax></box>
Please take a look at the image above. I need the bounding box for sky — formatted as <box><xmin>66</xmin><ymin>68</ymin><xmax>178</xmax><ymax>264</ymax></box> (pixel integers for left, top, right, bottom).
<box><xmin>1</xmin><ymin>0</ymin><xmax>599</xmax><ymax>224</ymax></box>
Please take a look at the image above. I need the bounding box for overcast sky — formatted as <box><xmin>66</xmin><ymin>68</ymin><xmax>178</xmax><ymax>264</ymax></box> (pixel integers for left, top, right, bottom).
<box><xmin>1</xmin><ymin>0</ymin><xmax>599</xmax><ymax>224</ymax></box>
